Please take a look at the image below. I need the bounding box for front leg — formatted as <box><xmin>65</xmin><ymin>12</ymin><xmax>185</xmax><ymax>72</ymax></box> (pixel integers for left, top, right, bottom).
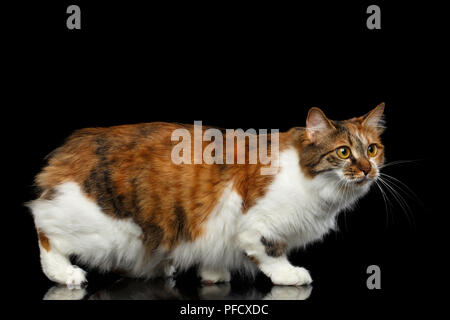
<box><xmin>239</xmin><ymin>232</ymin><xmax>312</xmax><ymax>286</ymax></box>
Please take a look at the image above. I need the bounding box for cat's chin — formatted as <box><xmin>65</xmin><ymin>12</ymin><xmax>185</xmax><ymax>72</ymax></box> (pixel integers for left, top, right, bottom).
<box><xmin>353</xmin><ymin>177</ymin><xmax>369</xmax><ymax>185</ymax></box>
<box><xmin>339</xmin><ymin>177</ymin><xmax>373</xmax><ymax>196</ymax></box>
<box><xmin>352</xmin><ymin>180</ymin><xmax>373</xmax><ymax>196</ymax></box>
<box><xmin>345</xmin><ymin>176</ymin><xmax>375</xmax><ymax>186</ymax></box>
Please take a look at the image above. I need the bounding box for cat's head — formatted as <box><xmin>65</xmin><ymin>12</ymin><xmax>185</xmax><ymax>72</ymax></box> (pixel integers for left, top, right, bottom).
<box><xmin>300</xmin><ymin>103</ymin><xmax>385</xmax><ymax>192</ymax></box>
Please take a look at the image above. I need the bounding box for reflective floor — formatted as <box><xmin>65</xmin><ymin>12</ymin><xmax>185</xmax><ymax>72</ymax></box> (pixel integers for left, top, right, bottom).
<box><xmin>43</xmin><ymin>277</ymin><xmax>313</xmax><ymax>300</ymax></box>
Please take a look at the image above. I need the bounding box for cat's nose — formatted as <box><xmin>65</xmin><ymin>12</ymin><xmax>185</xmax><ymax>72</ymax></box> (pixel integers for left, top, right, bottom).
<box><xmin>358</xmin><ymin>159</ymin><xmax>372</xmax><ymax>176</ymax></box>
<box><xmin>361</xmin><ymin>167</ymin><xmax>371</xmax><ymax>176</ymax></box>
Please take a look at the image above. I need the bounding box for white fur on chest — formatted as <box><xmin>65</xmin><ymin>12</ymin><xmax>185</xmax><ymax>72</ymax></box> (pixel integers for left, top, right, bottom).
<box><xmin>241</xmin><ymin>148</ymin><xmax>355</xmax><ymax>248</ymax></box>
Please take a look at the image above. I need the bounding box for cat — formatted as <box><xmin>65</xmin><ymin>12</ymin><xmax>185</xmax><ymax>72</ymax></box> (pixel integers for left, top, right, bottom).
<box><xmin>28</xmin><ymin>103</ymin><xmax>385</xmax><ymax>288</ymax></box>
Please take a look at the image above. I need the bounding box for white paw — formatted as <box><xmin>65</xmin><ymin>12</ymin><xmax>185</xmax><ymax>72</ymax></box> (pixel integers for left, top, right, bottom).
<box><xmin>199</xmin><ymin>268</ymin><xmax>231</xmax><ymax>284</ymax></box>
<box><xmin>65</xmin><ymin>266</ymin><xmax>87</xmax><ymax>289</ymax></box>
<box><xmin>269</xmin><ymin>266</ymin><xmax>312</xmax><ymax>286</ymax></box>
<box><xmin>164</xmin><ymin>265</ymin><xmax>176</xmax><ymax>278</ymax></box>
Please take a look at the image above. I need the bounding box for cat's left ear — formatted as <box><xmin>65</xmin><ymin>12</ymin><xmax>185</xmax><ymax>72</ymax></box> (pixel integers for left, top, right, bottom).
<box><xmin>362</xmin><ymin>102</ymin><xmax>385</xmax><ymax>130</ymax></box>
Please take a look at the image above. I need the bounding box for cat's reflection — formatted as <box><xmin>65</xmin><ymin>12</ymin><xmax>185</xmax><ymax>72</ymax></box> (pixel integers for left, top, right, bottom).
<box><xmin>43</xmin><ymin>285</ymin><xmax>87</xmax><ymax>300</ymax></box>
<box><xmin>44</xmin><ymin>278</ymin><xmax>312</xmax><ymax>300</ymax></box>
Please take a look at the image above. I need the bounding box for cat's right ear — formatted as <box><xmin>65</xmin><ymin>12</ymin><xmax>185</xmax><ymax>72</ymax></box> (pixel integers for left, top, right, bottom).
<box><xmin>306</xmin><ymin>107</ymin><xmax>335</xmax><ymax>140</ymax></box>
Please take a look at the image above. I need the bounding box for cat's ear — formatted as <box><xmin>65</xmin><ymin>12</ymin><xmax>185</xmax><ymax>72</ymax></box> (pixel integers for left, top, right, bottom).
<box><xmin>306</xmin><ymin>107</ymin><xmax>335</xmax><ymax>140</ymax></box>
<box><xmin>362</xmin><ymin>102</ymin><xmax>385</xmax><ymax>130</ymax></box>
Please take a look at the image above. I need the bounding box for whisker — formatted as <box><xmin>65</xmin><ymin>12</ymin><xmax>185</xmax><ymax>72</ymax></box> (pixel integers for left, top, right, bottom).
<box><xmin>380</xmin><ymin>159</ymin><xmax>421</xmax><ymax>169</ymax></box>
<box><xmin>337</xmin><ymin>179</ymin><xmax>348</xmax><ymax>232</ymax></box>
<box><xmin>379</xmin><ymin>173</ymin><xmax>423</xmax><ymax>206</ymax></box>
<box><xmin>377</xmin><ymin>178</ymin><xmax>407</xmax><ymax>225</ymax></box>
<box><xmin>374</xmin><ymin>180</ymin><xmax>392</xmax><ymax>230</ymax></box>
<box><xmin>377</xmin><ymin>177</ymin><xmax>416</xmax><ymax>229</ymax></box>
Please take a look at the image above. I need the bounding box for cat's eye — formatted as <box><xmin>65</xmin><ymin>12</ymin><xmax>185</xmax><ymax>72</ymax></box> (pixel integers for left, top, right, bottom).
<box><xmin>336</xmin><ymin>146</ymin><xmax>351</xmax><ymax>159</ymax></box>
<box><xmin>367</xmin><ymin>144</ymin><xmax>378</xmax><ymax>157</ymax></box>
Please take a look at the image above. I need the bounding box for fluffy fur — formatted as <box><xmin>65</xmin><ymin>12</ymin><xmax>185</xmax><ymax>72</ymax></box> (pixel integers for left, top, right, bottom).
<box><xmin>28</xmin><ymin>103</ymin><xmax>385</xmax><ymax>288</ymax></box>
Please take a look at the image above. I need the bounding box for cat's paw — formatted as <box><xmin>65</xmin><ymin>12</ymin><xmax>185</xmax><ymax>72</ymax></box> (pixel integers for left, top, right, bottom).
<box><xmin>199</xmin><ymin>268</ymin><xmax>231</xmax><ymax>285</ymax></box>
<box><xmin>269</xmin><ymin>266</ymin><xmax>312</xmax><ymax>286</ymax></box>
<box><xmin>65</xmin><ymin>266</ymin><xmax>87</xmax><ymax>289</ymax></box>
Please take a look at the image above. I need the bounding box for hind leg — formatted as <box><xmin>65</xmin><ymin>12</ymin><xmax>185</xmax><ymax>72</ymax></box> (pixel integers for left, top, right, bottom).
<box><xmin>38</xmin><ymin>233</ymin><xmax>87</xmax><ymax>289</ymax></box>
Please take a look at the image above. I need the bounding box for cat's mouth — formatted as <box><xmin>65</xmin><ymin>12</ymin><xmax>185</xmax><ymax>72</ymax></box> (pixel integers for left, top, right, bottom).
<box><xmin>348</xmin><ymin>176</ymin><xmax>370</xmax><ymax>185</ymax></box>
<box><xmin>355</xmin><ymin>177</ymin><xmax>368</xmax><ymax>184</ymax></box>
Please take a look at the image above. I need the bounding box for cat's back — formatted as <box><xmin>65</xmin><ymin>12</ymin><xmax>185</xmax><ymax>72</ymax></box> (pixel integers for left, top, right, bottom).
<box><xmin>35</xmin><ymin>122</ymin><xmax>187</xmax><ymax>192</ymax></box>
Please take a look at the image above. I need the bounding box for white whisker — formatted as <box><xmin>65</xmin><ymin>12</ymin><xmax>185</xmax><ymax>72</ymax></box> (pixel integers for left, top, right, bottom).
<box><xmin>380</xmin><ymin>159</ymin><xmax>421</xmax><ymax>169</ymax></box>
<box><xmin>377</xmin><ymin>177</ymin><xmax>416</xmax><ymax>229</ymax></box>
<box><xmin>374</xmin><ymin>180</ymin><xmax>392</xmax><ymax>229</ymax></box>
<box><xmin>379</xmin><ymin>173</ymin><xmax>423</xmax><ymax>206</ymax></box>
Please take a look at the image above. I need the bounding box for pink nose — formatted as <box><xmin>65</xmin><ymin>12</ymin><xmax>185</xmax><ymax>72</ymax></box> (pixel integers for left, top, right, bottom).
<box><xmin>361</xmin><ymin>167</ymin><xmax>371</xmax><ymax>176</ymax></box>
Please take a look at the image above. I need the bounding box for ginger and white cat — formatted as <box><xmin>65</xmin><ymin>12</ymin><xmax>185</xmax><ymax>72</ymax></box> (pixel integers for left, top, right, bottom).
<box><xmin>28</xmin><ymin>103</ymin><xmax>385</xmax><ymax>288</ymax></box>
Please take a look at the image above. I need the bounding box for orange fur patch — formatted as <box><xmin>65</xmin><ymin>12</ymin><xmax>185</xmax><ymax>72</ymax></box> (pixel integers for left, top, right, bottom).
<box><xmin>247</xmin><ymin>255</ymin><xmax>260</xmax><ymax>265</ymax></box>
<box><xmin>37</xmin><ymin>230</ymin><xmax>50</xmax><ymax>252</ymax></box>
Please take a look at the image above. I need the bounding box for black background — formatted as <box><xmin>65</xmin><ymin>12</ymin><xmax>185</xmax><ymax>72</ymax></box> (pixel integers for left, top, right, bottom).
<box><xmin>4</xmin><ymin>0</ymin><xmax>445</xmax><ymax>317</ymax></box>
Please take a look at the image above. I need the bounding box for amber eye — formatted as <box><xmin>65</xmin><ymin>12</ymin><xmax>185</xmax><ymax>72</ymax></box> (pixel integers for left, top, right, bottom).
<box><xmin>367</xmin><ymin>144</ymin><xmax>378</xmax><ymax>157</ymax></box>
<box><xmin>336</xmin><ymin>146</ymin><xmax>351</xmax><ymax>159</ymax></box>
